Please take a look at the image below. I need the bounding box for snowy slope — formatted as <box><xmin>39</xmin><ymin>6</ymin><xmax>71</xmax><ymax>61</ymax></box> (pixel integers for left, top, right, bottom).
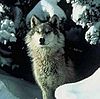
<box><xmin>55</xmin><ymin>68</ymin><xmax>100</xmax><ymax>99</ymax></box>
<box><xmin>0</xmin><ymin>73</ymin><xmax>42</xmax><ymax>99</ymax></box>
<box><xmin>0</xmin><ymin>80</ymin><xmax>18</xmax><ymax>99</ymax></box>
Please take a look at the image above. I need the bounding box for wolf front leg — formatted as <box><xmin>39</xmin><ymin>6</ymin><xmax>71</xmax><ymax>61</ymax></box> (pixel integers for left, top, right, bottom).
<box><xmin>41</xmin><ymin>88</ymin><xmax>55</xmax><ymax>99</ymax></box>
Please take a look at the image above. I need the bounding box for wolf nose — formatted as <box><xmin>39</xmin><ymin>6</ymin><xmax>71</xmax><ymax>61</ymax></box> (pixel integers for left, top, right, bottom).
<box><xmin>39</xmin><ymin>38</ymin><xmax>45</xmax><ymax>45</ymax></box>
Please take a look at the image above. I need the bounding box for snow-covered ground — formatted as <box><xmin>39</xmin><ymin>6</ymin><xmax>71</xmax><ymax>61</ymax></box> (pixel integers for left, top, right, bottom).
<box><xmin>55</xmin><ymin>68</ymin><xmax>100</xmax><ymax>99</ymax></box>
<box><xmin>0</xmin><ymin>71</ymin><xmax>42</xmax><ymax>99</ymax></box>
<box><xmin>0</xmin><ymin>1</ymin><xmax>100</xmax><ymax>99</ymax></box>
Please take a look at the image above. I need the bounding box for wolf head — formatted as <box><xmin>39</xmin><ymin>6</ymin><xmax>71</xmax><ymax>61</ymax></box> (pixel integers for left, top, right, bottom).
<box><xmin>26</xmin><ymin>15</ymin><xmax>65</xmax><ymax>49</ymax></box>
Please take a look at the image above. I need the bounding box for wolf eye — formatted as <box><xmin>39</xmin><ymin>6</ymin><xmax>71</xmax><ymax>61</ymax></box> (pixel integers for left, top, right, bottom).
<box><xmin>45</xmin><ymin>29</ymin><xmax>51</xmax><ymax>34</ymax></box>
<box><xmin>36</xmin><ymin>30</ymin><xmax>41</xmax><ymax>34</ymax></box>
<box><xmin>45</xmin><ymin>31</ymin><xmax>50</xmax><ymax>34</ymax></box>
<box><xmin>36</xmin><ymin>28</ymin><xmax>41</xmax><ymax>33</ymax></box>
<box><xmin>36</xmin><ymin>30</ymin><xmax>40</xmax><ymax>33</ymax></box>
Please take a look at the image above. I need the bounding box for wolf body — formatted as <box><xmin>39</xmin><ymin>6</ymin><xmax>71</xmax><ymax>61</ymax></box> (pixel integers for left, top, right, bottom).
<box><xmin>25</xmin><ymin>15</ymin><xmax>75</xmax><ymax>99</ymax></box>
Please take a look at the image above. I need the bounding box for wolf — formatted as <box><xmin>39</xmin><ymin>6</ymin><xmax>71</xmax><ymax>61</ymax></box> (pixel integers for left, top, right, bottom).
<box><xmin>25</xmin><ymin>15</ymin><xmax>76</xmax><ymax>99</ymax></box>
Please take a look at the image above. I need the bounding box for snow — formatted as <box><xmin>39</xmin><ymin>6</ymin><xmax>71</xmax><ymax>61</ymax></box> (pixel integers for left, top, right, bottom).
<box><xmin>0</xmin><ymin>56</ymin><xmax>12</xmax><ymax>67</ymax></box>
<box><xmin>72</xmin><ymin>2</ymin><xmax>88</xmax><ymax>28</ymax></box>
<box><xmin>70</xmin><ymin>0</ymin><xmax>100</xmax><ymax>45</ymax></box>
<box><xmin>0</xmin><ymin>3</ymin><xmax>5</xmax><ymax>13</ymax></box>
<box><xmin>26</xmin><ymin>0</ymin><xmax>66</xmax><ymax>27</ymax></box>
<box><xmin>0</xmin><ymin>81</ymin><xmax>18</xmax><ymax>99</ymax></box>
<box><xmin>0</xmin><ymin>1</ymin><xmax>100</xmax><ymax>99</ymax></box>
<box><xmin>1</xmin><ymin>19</ymin><xmax>15</xmax><ymax>34</ymax></box>
<box><xmin>0</xmin><ymin>19</ymin><xmax>17</xmax><ymax>44</ymax></box>
<box><xmin>0</xmin><ymin>73</ymin><xmax>42</xmax><ymax>99</ymax></box>
<box><xmin>85</xmin><ymin>22</ymin><xmax>100</xmax><ymax>45</ymax></box>
<box><xmin>55</xmin><ymin>68</ymin><xmax>100</xmax><ymax>99</ymax></box>
<box><xmin>0</xmin><ymin>3</ymin><xmax>23</xmax><ymax>44</ymax></box>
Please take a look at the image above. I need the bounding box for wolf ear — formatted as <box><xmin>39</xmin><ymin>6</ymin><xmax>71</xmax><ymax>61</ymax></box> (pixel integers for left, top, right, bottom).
<box><xmin>31</xmin><ymin>16</ymin><xmax>40</xmax><ymax>28</ymax></box>
<box><xmin>50</xmin><ymin>15</ymin><xmax>60</xmax><ymax>28</ymax></box>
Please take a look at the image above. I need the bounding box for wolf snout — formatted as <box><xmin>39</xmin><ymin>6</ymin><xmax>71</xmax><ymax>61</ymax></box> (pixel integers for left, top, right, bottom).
<box><xmin>39</xmin><ymin>38</ymin><xmax>45</xmax><ymax>45</ymax></box>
